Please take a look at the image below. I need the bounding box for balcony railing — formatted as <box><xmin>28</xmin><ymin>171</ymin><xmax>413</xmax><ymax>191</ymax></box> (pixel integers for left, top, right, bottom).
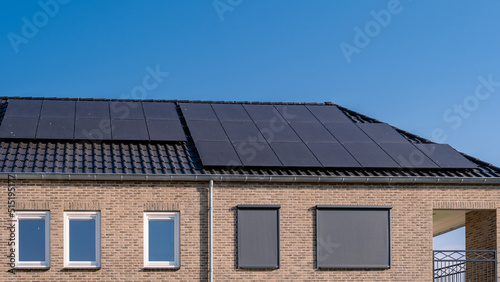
<box><xmin>434</xmin><ymin>250</ymin><xmax>497</xmax><ymax>282</ymax></box>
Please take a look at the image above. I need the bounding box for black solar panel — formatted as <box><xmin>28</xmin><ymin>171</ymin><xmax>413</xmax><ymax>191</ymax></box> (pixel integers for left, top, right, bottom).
<box><xmin>0</xmin><ymin>100</ymin><xmax>482</xmax><ymax>171</ymax></box>
<box><xmin>212</xmin><ymin>104</ymin><xmax>252</xmax><ymax>121</ymax></box>
<box><xmin>343</xmin><ymin>143</ymin><xmax>400</xmax><ymax>168</ymax></box>
<box><xmin>243</xmin><ymin>105</ymin><xmax>285</xmax><ymax>122</ymax></box>
<box><xmin>415</xmin><ymin>144</ymin><xmax>477</xmax><ymax>169</ymax></box>
<box><xmin>379</xmin><ymin>143</ymin><xmax>438</xmax><ymax>168</ymax></box>
<box><xmin>74</xmin><ymin>118</ymin><xmax>112</xmax><ymax>140</ymax></box>
<box><xmin>180</xmin><ymin>103</ymin><xmax>218</xmax><ymax>121</ymax></box>
<box><xmin>111</xmin><ymin>119</ymin><xmax>149</xmax><ymax>140</ymax></box>
<box><xmin>186</xmin><ymin>120</ymin><xmax>228</xmax><ymax>141</ymax></box>
<box><xmin>232</xmin><ymin>141</ymin><xmax>282</xmax><ymax>166</ymax></box>
<box><xmin>146</xmin><ymin>119</ymin><xmax>186</xmax><ymax>141</ymax></box>
<box><xmin>76</xmin><ymin>101</ymin><xmax>110</xmax><ymax>118</ymax></box>
<box><xmin>274</xmin><ymin>105</ymin><xmax>318</xmax><ymax>122</ymax></box>
<box><xmin>289</xmin><ymin>122</ymin><xmax>338</xmax><ymax>143</ymax></box>
<box><xmin>4</xmin><ymin>99</ymin><xmax>42</xmax><ymax>118</ymax></box>
<box><xmin>254</xmin><ymin>121</ymin><xmax>302</xmax><ymax>142</ymax></box>
<box><xmin>357</xmin><ymin>123</ymin><xmax>408</xmax><ymax>143</ymax></box>
<box><xmin>269</xmin><ymin>142</ymin><xmax>322</xmax><ymax>167</ymax></box>
<box><xmin>109</xmin><ymin>102</ymin><xmax>145</xmax><ymax>120</ymax></box>
<box><xmin>36</xmin><ymin>118</ymin><xmax>75</xmax><ymax>139</ymax></box>
<box><xmin>323</xmin><ymin>122</ymin><xmax>372</xmax><ymax>143</ymax></box>
<box><xmin>142</xmin><ymin>102</ymin><xmax>179</xmax><ymax>120</ymax></box>
<box><xmin>306</xmin><ymin>143</ymin><xmax>360</xmax><ymax>167</ymax></box>
<box><xmin>307</xmin><ymin>105</ymin><xmax>352</xmax><ymax>123</ymax></box>
<box><xmin>40</xmin><ymin>100</ymin><xmax>76</xmax><ymax>118</ymax></box>
<box><xmin>0</xmin><ymin>117</ymin><xmax>39</xmax><ymax>138</ymax></box>
<box><xmin>221</xmin><ymin>121</ymin><xmax>264</xmax><ymax>142</ymax></box>
<box><xmin>195</xmin><ymin>140</ymin><xmax>242</xmax><ymax>166</ymax></box>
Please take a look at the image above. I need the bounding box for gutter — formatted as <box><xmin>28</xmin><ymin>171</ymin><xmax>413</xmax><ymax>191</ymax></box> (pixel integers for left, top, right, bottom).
<box><xmin>1</xmin><ymin>172</ymin><xmax>500</xmax><ymax>184</ymax></box>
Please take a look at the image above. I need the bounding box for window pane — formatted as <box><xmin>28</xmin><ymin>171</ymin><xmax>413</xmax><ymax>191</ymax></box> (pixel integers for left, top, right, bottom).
<box><xmin>19</xmin><ymin>219</ymin><xmax>45</xmax><ymax>261</ymax></box>
<box><xmin>69</xmin><ymin>219</ymin><xmax>96</xmax><ymax>261</ymax></box>
<box><xmin>149</xmin><ymin>220</ymin><xmax>175</xmax><ymax>261</ymax></box>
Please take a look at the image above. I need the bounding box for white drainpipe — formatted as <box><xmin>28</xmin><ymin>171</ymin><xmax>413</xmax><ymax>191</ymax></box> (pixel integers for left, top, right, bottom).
<box><xmin>209</xmin><ymin>179</ymin><xmax>214</xmax><ymax>282</ymax></box>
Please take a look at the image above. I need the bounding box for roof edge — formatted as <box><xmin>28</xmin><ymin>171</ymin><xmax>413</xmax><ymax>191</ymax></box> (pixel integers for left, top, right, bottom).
<box><xmin>1</xmin><ymin>173</ymin><xmax>500</xmax><ymax>185</ymax></box>
<box><xmin>0</xmin><ymin>96</ymin><xmax>328</xmax><ymax>106</ymax></box>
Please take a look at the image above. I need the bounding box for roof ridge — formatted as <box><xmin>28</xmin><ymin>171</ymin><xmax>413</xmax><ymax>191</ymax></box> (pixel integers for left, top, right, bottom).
<box><xmin>0</xmin><ymin>96</ymin><xmax>328</xmax><ymax>106</ymax></box>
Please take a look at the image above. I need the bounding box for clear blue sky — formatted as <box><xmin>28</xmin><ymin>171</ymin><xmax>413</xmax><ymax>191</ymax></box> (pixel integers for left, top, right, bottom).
<box><xmin>434</xmin><ymin>227</ymin><xmax>465</xmax><ymax>250</ymax></box>
<box><xmin>2</xmin><ymin>0</ymin><xmax>494</xmax><ymax>250</ymax></box>
<box><xmin>1</xmin><ymin>1</ymin><xmax>499</xmax><ymax>167</ymax></box>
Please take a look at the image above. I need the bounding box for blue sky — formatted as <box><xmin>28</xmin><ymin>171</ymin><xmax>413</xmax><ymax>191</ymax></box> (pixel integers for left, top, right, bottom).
<box><xmin>434</xmin><ymin>227</ymin><xmax>465</xmax><ymax>250</ymax></box>
<box><xmin>2</xmin><ymin>1</ymin><xmax>499</xmax><ymax>167</ymax></box>
<box><xmin>2</xmin><ymin>0</ymin><xmax>494</xmax><ymax>250</ymax></box>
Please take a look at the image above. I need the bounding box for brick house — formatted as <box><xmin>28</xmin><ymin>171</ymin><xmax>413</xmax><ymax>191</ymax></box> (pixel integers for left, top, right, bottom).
<box><xmin>1</xmin><ymin>97</ymin><xmax>499</xmax><ymax>281</ymax></box>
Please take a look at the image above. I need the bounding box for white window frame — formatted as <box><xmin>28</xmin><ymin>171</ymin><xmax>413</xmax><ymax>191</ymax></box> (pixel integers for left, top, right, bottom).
<box><xmin>144</xmin><ymin>212</ymin><xmax>180</xmax><ymax>268</ymax></box>
<box><xmin>64</xmin><ymin>211</ymin><xmax>101</xmax><ymax>268</ymax></box>
<box><xmin>14</xmin><ymin>211</ymin><xmax>50</xmax><ymax>268</ymax></box>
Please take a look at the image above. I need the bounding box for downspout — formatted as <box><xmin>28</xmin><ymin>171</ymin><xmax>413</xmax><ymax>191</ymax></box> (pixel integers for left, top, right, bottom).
<box><xmin>209</xmin><ymin>179</ymin><xmax>213</xmax><ymax>282</ymax></box>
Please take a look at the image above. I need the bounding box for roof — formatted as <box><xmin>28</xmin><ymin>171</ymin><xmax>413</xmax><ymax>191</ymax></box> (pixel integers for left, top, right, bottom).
<box><xmin>0</xmin><ymin>96</ymin><xmax>499</xmax><ymax>181</ymax></box>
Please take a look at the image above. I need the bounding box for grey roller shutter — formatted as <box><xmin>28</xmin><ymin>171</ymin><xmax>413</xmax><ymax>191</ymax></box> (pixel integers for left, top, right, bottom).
<box><xmin>237</xmin><ymin>205</ymin><xmax>280</xmax><ymax>269</ymax></box>
<box><xmin>316</xmin><ymin>205</ymin><xmax>391</xmax><ymax>269</ymax></box>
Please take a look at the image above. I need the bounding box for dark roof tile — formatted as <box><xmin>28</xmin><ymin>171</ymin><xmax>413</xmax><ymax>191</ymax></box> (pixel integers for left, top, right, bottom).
<box><xmin>0</xmin><ymin>97</ymin><xmax>498</xmax><ymax>178</ymax></box>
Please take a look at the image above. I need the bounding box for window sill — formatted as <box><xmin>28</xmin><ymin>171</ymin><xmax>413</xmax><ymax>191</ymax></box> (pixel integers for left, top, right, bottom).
<box><xmin>316</xmin><ymin>266</ymin><xmax>391</xmax><ymax>271</ymax></box>
<box><xmin>238</xmin><ymin>266</ymin><xmax>279</xmax><ymax>270</ymax></box>
<box><xmin>142</xmin><ymin>266</ymin><xmax>180</xmax><ymax>271</ymax></box>
<box><xmin>63</xmin><ymin>266</ymin><xmax>101</xmax><ymax>270</ymax></box>
<box><xmin>14</xmin><ymin>266</ymin><xmax>50</xmax><ymax>270</ymax></box>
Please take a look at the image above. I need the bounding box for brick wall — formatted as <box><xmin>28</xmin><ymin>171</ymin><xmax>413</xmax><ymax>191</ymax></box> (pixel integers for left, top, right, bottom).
<box><xmin>466</xmin><ymin>210</ymin><xmax>497</xmax><ymax>281</ymax></box>
<box><xmin>466</xmin><ymin>210</ymin><xmax>496</xmax><ymax>250</ymax></box>
<box><xmin>2</xmin><ymin>180</ymin><xmax>208</xmax><ymax>281</ymax></box>
<box><xmin>1</xmin><ymin>180</ymin><xmax>500</xmax><ymax>281</ymax></box>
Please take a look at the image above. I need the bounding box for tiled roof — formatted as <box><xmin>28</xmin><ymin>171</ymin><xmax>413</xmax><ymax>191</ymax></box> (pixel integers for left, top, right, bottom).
<box><xmin>0</xmin><ymin>140</ymin><xmax>499</xmax><ymax>178</ymax></box>
<box><xmin>0</xmin><ymin>97</ymin><xmax>499</xmax><ymax>179</ymax></box>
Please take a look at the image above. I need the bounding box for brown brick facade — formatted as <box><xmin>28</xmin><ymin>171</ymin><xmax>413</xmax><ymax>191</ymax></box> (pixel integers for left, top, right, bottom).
<box><xmin>2</xmin><ymin>180</ymin><xmax>500</xmax><ymax>281</ymax></box>
<box><xmin>466</xmin><ymin>210</ymin><xmax>497</xmax><ymax>250</ymax></box>
<box><xmin>466</xmin><ymin>210</ymin><xmax>497</xmax><ymax>281</ymax></box>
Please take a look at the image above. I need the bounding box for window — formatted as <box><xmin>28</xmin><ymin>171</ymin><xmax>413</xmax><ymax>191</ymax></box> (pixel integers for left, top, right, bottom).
<box><xmin>14</xmin><ymin>211</ymin><xmax>50</xmax><ymax>268</ymax></box>
<box><xmin>144</xmin><ymin>212</ymin><xmax>180</xmax><ymax>268</ymax></box>
<box><xmin>64</xmin><ymin>211</ymin><xmax>101</xmax><ymax>268</ymax></box>
<box><xmin>316</xmin><ymin>205</ymin><xmax>391</xmax><ymax>269</ymax></box>
<box><xmin>237</xmin><ymin>205</ymin><xmax>280</xmax><ymax>269</ymax></box>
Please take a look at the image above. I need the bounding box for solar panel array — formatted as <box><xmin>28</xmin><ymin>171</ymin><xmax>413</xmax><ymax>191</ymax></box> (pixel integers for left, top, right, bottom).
<box><xmin>0</xmin><ymin>100</ymin><xmax>186</xmax><ymax>142</ymax></box>
<box><xmin>0</xmin><ymin>99</ymin><xmax>477</xmax><ymax>169</ymax></box>
<box><xmin>180</xmin><ymin>103</ymin><xmax>477</xmax><ymax>169</ymax></box>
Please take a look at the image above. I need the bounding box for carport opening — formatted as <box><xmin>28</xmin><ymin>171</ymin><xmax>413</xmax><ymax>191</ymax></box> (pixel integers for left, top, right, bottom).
<box><xmin>433</xmin><ymin>210</ymin><xmax>467</xmax><ymax>250</ymax></box>
<box><xmin>433</xmin><ymin>209</ymin><xmax>497</xmax><ymax>251</ymax></box>
<box><xmin>434</xmin><ymin>226</ymin><xmax>465</xmax><ymax>250</ymax></box>
<box><xmin>433</xmin><ymin>209</ymin><xmax>497</xmax><ymax>281</ymax></box>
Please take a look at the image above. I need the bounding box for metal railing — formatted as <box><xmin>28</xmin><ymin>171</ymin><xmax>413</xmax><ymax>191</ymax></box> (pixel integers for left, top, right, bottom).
<box><xmin>434</xmin><ymin>250</ymin><xmax>497</xmax><ymax>282</ymax></box>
